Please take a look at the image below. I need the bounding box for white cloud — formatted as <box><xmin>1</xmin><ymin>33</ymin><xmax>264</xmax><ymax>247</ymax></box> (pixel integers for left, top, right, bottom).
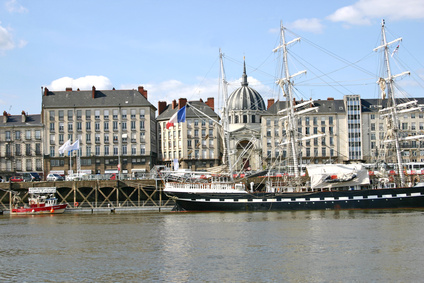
<box><xmin>122</xmin><ymin>76</ymin><xmax>270</xmax><ymax>112</ymax></box>
<box><xmin>0</xmin><ymin>25</ymin><xmax>15</xmax><ymax>51</ymax></box>
<box><xmin>48</xmin><ymin>75</ymin><xmax>113</xmax><ymax>91</ymax></box>
<box><xmin>287</xmin><ymin>18</ymin><xmax>324</xmax><ymax>34</ymax></box>
<box><xmin>327</xmin><ymin>0</ymin><xmax>424</xmax><ymax>26</ymax></box>
<box><xmin>5</xmin><ymin>0</ymin><xmax>28</xmax><ymax>13</ymax></box>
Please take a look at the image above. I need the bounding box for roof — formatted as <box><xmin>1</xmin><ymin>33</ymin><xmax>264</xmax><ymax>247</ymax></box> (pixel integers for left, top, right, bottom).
<box><xmin>265</xmin><ymin>99</ymin><xmax>347</xmax><ymax>115</ymax></box>
<box><xmin>227</xmin><ymin>62</ymin><xmax>266</xmax><ymax>111</ymax></box>
<box><xmin>156</xmin><ymin>100</ymin><xmax>219</xmax><ymax>122</ymax></box>
<box><xmin>0</xmin><ymin>114</ymin><xmax>42</xmax><ymax>127</ymax></box>
<box><xmin>42</xmin><ymin>88</ymin><xmax>156</xmax><ymax>110</ymax></box>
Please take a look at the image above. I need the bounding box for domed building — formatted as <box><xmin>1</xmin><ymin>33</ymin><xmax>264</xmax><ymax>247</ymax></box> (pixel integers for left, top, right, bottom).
<box><xmin>226</xmin><ymin>60</ymin><xmax>267</xmax><ymax>172</ymax></box>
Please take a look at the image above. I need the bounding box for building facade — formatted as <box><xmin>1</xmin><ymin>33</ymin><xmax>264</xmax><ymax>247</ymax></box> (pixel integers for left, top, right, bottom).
<box><xmin>0</xmin><ymin>111</ymin><xmax>44</xmax><ymax>179</ymax></box>
<box><xmin>156</xmin><ymin>98</ymin><xmax>222</xmax><ymax>171</ymax></box>
<box><xmin>41</xmin><ymin>86</ymin><xmax>157</xmax><ymax>176</ymax></box>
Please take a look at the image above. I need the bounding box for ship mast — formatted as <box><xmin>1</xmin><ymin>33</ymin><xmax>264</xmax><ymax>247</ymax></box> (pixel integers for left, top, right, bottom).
<box><xmin>374</xmin><ymin>19</ymin><xmax>407</xmax><ymax>186</ymax></box>
<box><xmin>219</xmin><ymin>49</ymin><xmax>232</xmax><ymax>173</ymax></box>
<box><xmin>273</xmin><ymin>22</ymin><xmax>305</xmax><ymax>180</ymax></box>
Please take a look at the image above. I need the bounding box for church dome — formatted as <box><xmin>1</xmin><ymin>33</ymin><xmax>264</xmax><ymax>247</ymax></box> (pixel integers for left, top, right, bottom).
<box><xmin>227</xmin><ymin>61</ymin><xmax>266</xmax><ymax>111</ymax></box>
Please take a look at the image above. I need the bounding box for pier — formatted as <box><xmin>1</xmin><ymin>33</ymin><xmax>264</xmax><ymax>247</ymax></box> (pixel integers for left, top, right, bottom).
<box><xmin>0</xmin><ymin>179</ymin><xmax>174</xmax><ymax>211</ymax></box>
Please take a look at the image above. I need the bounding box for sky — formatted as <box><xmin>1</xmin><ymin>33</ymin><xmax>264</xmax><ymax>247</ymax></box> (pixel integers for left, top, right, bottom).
<box><xmin>0</xmin><ymin>0</ymin><xmax>423</xmax><ymax>115</ymax></box>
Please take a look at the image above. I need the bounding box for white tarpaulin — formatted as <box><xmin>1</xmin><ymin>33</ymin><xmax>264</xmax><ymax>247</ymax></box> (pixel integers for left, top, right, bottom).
<box><xmin>306</xmin><ymin>164</ymin><xmax>370</xmax><ymax>189</ymax></box>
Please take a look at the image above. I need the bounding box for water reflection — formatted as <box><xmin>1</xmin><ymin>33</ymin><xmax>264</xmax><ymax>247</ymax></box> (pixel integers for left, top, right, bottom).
<box><xmin>0</xmin><ymin>210</ymin><xmax>424</xmax><ymax>282</ymax></box>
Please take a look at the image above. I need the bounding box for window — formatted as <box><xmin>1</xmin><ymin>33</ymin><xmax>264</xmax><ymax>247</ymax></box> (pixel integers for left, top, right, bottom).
<box><xmin>104</xmin><ymin>134</ymin><xmax>109</xmax><ymax>143</ymax></box>
<box><xmin>36</xmin><ymin>143</ymin><xmax>41</xmax><ymax>155</ymax></box>
<box><xmin>86</xmin><ymin>110</ymin><xmax>91</xmax><ymax>120</ymax></box>
<box><xmin>104</xmin><ymin>145</ymin><xmax>109</xmax><ymax>155</ymax></box>
<box><xmin>77</xmin><ymin>122</ymin><xmax>82</xmax><ymax>131</ymax></box>
<box><xmin>95</xmin><ymin>110</ymin><xmax>100</xmax><ymax>119</ymax></box>
<box><xmin>86</xmin><ymin>146</ymin><xmax>91</xmax><ymax>157</ymax></box>
<box><xmin>59</xmin><ymin>122</ymin><xmax>64</xmax><ymax>131</ymax></box>
<box><xmin>329</xmin><ymin>116</ymin><xmax>333</xmax><ymax>125</ymax></box>
<box><xmin>104</xmin><ymin>110</ymin><xmax>109</xmax><ymax>119</ymax></box>
<box><xmin>68</xmin><ymin>110</ymin><xmax>73</xmax><ymax>119</ymax></box>
<box><xmin>58</xmin><ymin>110</ymin><xmax>64</xmax><ymax>120</ymax></box>
<box><xmin>140</xmin><ymin>109</ymin><xmax>145</xmax><ymax>118</ymax></box>
<box><xmin>95</xmin><ymin>145</ymin><xmax>100</xmax><ymax>156</ymax></box>
<box><xmin>15</xmin><ymin>144</ymin><xmax>21</xmax><ymax>156</ymax></box>
<box><xmin>140</xmin><ymin>145</ymin><xmax>146</xmax><ymax>155</ymax></box>
<box><xmin>35</xmin><ymin>130</ymin><xmax>41</xmax><ymax>140</ymax></box>
<box><xmin>122</xmin><ymin>109</ymin><xmax>127</xmax><ymax>119</ymax></box>
<box><xmin>50</xmin><ymin>123</ymin><xmax>55</xmax><ymax>131</ymax></box>
<box><xmin>77</xmin><ymin>110</ymin><xmax>82</xmax><ymax>119</ymax></box>
<box><xmin>68</xmin><ymin>123</ymin><xmax>73</xmax><ymax>131</ymax></box>
<box><xmin>104</xmin><ymin>122</ymin><xmax>109</xmax><ymax>131</ymax></box>
<box><xmin>26</xmin><ymin>159</ymin><xmax>32</xmax><ymax>171</ymax></box>
<box><xmin>95</xmin><ymin>122</ymin><xmax>100</xmax><ymax>131</ymax></box>
<box><xmin>113</xmin><ymin>121</ymin><xmax>118</xmax><ymax>130</ymax></box>
<box><xmin>371</xmin><ymin>123</ymin><xmax>375</xmax><ymax>131</ymax></box>
<box><xmin>49</xmin><ymin>111</ymin><xmax>55</xmax><ymax>121</ymax></box>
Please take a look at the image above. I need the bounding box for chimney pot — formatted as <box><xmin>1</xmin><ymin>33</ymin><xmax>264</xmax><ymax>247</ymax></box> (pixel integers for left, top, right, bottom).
<box><xmin>66</xmin><ymin>87</ymin><xmax>72</xmax><ymax>92</ymax></box>
<box><xmin>138</xmin><ymin>86</ymin><xmax>148</xmax><ymax>99</ymax></box>
<box><xmin>267</xmin><ymin>99</ymin><xmax>275</xmax><ymax>109</ymax></box>
<box><xmin>158</xmin><ymin>101</ymin><xmax>167</xmax><ymax>115</ymax></box>
<box><xmin>172</xmin><ymin>100</ymin><xmax>177</xmax><ymax>109</ymax></box>
<box><xmin>92</xmin><ymin>86</ymin><xmax>96</xmax><ymax>99</ymax></box>
<box><xmin>178</xmin><ymin>98</ymin><xmax>187</xmax><ymax>109</ymax></box>
<box><xmin>206</xmin><ymin>97</ymin><xmax>214</xmax><ymax>111</ymax></box>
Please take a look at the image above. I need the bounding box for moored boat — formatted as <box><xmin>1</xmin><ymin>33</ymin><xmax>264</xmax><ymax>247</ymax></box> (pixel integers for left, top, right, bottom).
<box><xmin>164</xmin><ymin>20</ymin><xmax>424</xmax><ymax>212</ymax></box>
<box><xmin>11</xmin><ymin>187</ymin><xmax>67</xmax><ymax>215</ymax></box>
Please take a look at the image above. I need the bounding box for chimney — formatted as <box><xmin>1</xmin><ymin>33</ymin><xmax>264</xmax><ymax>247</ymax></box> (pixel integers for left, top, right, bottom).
<box><xmin>138</xmin><ymin>86</ymin><xmax>148</xmax><ymax>100</ymax></box>
<box><xmin>327</xmin><ymin>97</ymin><xmax>334</xmax><ymax>101</ymax></box>
<box><xmin>205</xmin><ymin>97</ymin><xmax>214</xmax><ymax>111</ymax></box>
<box><xmin>172</xmin><ymin>100</ymin><xmax>177</xmax><ymax>109</ymax></box>
<box><xmin>267</xmin><ymin>99</ymin><xmax>275</xmax><ymax>109</ymax></box>
<box><xmin>21</xmin><ymin>110</ymin><xmax>27</xmax><ymax>123</ymax></box>
<box><xmin>66</xmin><ymin>87</ymin><xmax>72</xmax><ymax>92</ymax></box>
<box><xmin>43</xmin><ymin>87</ymin><xmax>49</xmax><ymax>96</ymax></box>
<box><xmin>92</xmin><ymin>86</ymin><xmax>96</xmax><ymax>99</ymax></box>
<box><xmin>158</xmin><ymin>101</ymin><xmax>167</xmax><ymax>115</ymax></box>
<box><xmin>179</xmin><ymin>98</ymin><xmax>187</xmax><ymax>109</ymax></box>
<box><xmin>3</xmin><ymin>111</ymin><xmax>8</xmax><ymax>123</ymax></box>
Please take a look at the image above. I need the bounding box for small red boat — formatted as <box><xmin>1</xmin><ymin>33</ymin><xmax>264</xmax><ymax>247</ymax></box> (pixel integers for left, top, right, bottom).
<box><xmin>11</xmin><ymin>187</ymin><xmax>67</xmax><ymax>215</ymax></box>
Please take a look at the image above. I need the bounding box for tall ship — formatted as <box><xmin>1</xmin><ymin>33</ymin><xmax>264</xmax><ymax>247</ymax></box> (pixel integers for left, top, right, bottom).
<box><xmin>164</xmin><ymin>20</ymin><xmax>424</xmax><ymax>211</ymax></box>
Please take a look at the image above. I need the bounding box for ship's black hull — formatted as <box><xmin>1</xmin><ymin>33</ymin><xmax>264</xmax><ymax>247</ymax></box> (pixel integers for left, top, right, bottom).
<box><xmin>166</xmin><ymin>186</ymin><xmax>424</xmax><ymax>211</ymax></box>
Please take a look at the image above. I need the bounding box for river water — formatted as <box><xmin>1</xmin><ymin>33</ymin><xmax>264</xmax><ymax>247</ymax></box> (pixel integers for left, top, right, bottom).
<box><xmin>1</xmin><ymin>209</ymin><xmax>424</xmax><ymax>282</ymax></box>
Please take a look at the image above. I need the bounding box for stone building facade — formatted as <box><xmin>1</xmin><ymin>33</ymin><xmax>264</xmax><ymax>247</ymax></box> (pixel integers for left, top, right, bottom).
<box><xmin>41</xmin><ymin>86</ymin><xmax>157</xmax><ymax>176</ymax></box>
<box><xmin>0</xmin><ymin>111</ymin><xmax>44</xmax><ymax>179</ymax></box>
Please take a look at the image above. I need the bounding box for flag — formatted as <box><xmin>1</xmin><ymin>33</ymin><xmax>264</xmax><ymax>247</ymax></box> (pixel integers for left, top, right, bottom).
<box><xmin>58</xmin><ymin>139</ymin><xmax>71</xmax><ymax>154</ymax></box>
<box><xmin>391</xmin><ymin>45</ymin><xmax>399</xmax><ymax>57</ymax></box>
<box><xmin>166</xmin><ymin>106</ymin><xmax>186</xmax><ymax>129</ymax></box>
<box><xmin>68</xmin><ymin>140</ymin><xmax>80</xmax><ymax>152</ymax></box>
